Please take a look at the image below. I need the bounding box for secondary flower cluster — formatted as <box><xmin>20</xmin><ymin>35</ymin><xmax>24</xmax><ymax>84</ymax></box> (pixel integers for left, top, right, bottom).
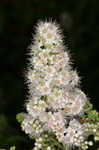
<box><xmin>22</xmin><ymin>21</ymin><xmax>90</xmax><ymax>149</ymax></box>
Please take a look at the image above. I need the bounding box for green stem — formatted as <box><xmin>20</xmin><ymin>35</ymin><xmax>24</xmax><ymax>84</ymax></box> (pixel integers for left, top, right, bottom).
<box><xmin>63</xmin><ymin>144</ymin><xmax>70</xmax><ymax>150</ymax></box>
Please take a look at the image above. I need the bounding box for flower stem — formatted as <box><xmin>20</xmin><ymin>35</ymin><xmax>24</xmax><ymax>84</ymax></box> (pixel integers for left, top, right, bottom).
<box><xmin>63</xmin><ymin>144</ymin><xmax>70</xmax><ymax>150</ymax></box>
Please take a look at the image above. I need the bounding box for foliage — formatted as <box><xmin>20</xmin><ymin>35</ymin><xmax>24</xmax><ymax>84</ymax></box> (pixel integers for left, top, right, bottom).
<box><xmin>81</xmin><ymin>100</ymin><xmax>99</xmax><ymax>124</ymax></box>
<box><xmin>0</xmin><ymin>146</ymin><xmax>15</xmax><ymax>150</ymax></box>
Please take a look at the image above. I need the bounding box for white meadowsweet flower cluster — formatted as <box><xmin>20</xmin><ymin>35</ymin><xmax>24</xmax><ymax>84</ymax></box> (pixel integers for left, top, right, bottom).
<box><xmin>22</xmin><ymin>21</ymin><xmax>89</xmax><ymax>149</ymax></box>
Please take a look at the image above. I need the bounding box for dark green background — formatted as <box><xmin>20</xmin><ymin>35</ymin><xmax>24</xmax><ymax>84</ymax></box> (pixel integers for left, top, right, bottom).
<box><xmin>0</xmin><ymin>0</ymin><xmax>99</xmax><ymax>149</ymax></box>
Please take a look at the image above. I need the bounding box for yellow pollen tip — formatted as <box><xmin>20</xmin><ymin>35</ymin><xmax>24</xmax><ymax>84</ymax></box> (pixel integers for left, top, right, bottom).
<box><xmin>47</xmin><ymin>68</ymin><xmax>51</xmax><ymax>73</ymax></box>
<box><xmin>55</xmin><ymin>92</ymin><xmax>60</xmax><ymax>97</ymax></box>
<box><xmin>40</xmin><ymin>82</ymin><xmax>45</xmax><ymax>86</ymax></box>
<box><xmin>47</xmin><ymin>33</ymin><xmax>52</xmax><ymax>39</ymax></box>
<box><xmin>42</xmin><ymin>28</ymin><xmax>47</xmax><ymax>33</ymax></box>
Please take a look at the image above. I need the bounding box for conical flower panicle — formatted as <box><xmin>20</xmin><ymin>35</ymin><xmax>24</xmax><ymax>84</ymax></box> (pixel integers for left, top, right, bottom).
<box><xmin>22</xmin><ymin>21</ymin><xmax>89</xmax><ymax>150</ymax></box>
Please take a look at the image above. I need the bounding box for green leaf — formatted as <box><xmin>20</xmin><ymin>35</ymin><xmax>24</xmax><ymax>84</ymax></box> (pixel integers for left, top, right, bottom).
<box><xmin>16</xmin><ymin>112</ymin><xmax>24</xmax><ymax>124</ymax></box>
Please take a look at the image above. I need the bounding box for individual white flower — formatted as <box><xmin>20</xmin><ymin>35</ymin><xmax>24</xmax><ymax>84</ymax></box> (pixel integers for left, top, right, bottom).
<box><xmin>39</xmin><ymin>111</ymin><xmax>48</xmax><ymax>123</ymax></box>
<box><xmin>88</xmin><ymin>141</ymin><xmax>93</xmax><ymax>146</ymax></box>
<box><xmin>64</xmin><ymin>89</ymin><xmax>87</xmax><ymax>116</ymax></box>
<box><xmin>38</xmin><ymin>144</ymin><xmax>42</xmax><ymax>148</ymax></box>
<box><xmin>47</xmin><ymin>146</ymin><xmax>51</xmax><ymax>150</ymax></box>
<box><xmin>47</xmin><ymin>88</ymin><xmax>67</xmax><ymax>110</ymax></box>
<box><xmin>21</xmin><ymin>114</ymin><xmax>34</xmax><ymax>135</ymax></box>
<box><xmin>55</xmin><ymin>70</ymin><xmax>71</xmax><ymax>87</ymax></box>
<box><xmin>26</xmin><ymin>102</ymin><xmax>40</xmax><ymax>118</ymax></box>
<box><xmin>38</xmin><ymin>100</ymin><xmax>47</xmax><ymax>111</ymax></box>
<box><xmin>93</xmin><ymin>128</ymin><xmax>96</xmax><ymax>132</ymax></box>
<box><xmin>70</xmin><ymin>70</ymin><xmax>80</xmax><ymax>87</ymax></box>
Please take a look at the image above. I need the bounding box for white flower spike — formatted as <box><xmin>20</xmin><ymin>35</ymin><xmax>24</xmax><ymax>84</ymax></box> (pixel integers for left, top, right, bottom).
<box><xmin>22</xmin><ymin>21</ymin><xmax>90</xmax><ymax>150</ymax></box>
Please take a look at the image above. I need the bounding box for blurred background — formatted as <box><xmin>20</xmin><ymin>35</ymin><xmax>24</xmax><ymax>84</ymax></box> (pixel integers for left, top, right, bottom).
<box><xmin>0</xmin><ymin>0</ymin><xmax>99</xmax><ymax>149</ymax></box>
